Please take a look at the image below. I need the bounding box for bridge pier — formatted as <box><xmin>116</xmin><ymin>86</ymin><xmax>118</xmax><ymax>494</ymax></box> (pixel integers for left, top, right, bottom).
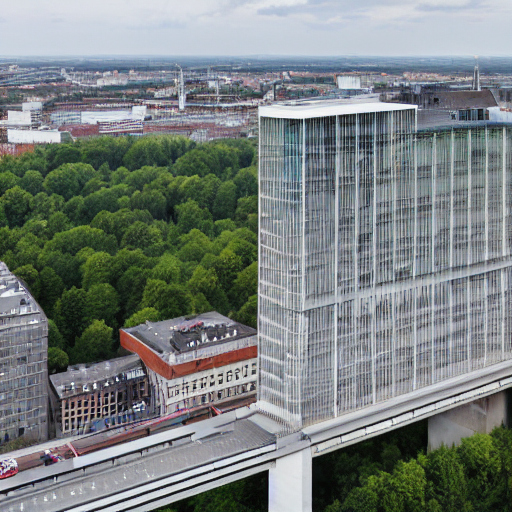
<box><xmin>269</xmin><ymin>447</ymin><xmax>312</xmax><ymax>512</ymax></box>
<box><xmin>428</xmin><ymin>389</ymin><xmax>511</xmax><ymax>450</ymax></box>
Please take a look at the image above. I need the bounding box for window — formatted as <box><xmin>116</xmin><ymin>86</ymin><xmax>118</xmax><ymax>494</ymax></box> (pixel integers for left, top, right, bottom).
<box><xmin>226</xmin><ymin>371</ymin><xmax>233</xmax><ymax>383</ymax></box>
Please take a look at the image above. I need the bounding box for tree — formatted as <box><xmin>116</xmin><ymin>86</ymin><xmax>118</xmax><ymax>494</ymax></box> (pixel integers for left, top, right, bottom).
<box><xmin>72</xmin><ymin>320</ymin><xmax>114</xmax><ymax>364</ymax></box>
<box><xmin>1</xmin><ymin>186</ymin><xmax>33</xmax><ymax>227</ymax></box>
<box><xmin>53</xmin><ymin>286</ymin><xmax>88</xmax><ymax>347</ymax></box>
<box><xmin>19</xmin><ymin>170</ymin><xmax>44</xmax><ymax>196</ymax></box>
<box><xmin>234</xmin><ymin>195</ymin><xmax>258</xmax><ymax>226</ymax></box>
<box><xmin>121</xmin><ymin>221</ymin><xmax>163</xmax><ymax>251</ymax></box>
<box><xmin>124</xmin><ymin>308</ymin><xmax>161</xmax><ymax>328</ymax></box>
<box><xmin>130</xmin><ymin>189</ymin><xmax>167</xmax><ymax>220</ymax></box>
<box><xmin>38</xmin><ymin>267</ymin><xmax>65</xmax><ymax>315</ymax></box>
<box><xmin>178</xmin><ymin>174</ymin><xmax>221</xmax><ymax>210</ymax></box>
<box><xmin>187</xmin><ymin>265</ymin><xmax>218</xmax><ymax>297</ymax></box>
<box><xmin>0</xmin><ymin>171</ymin><xmax>19</xmax><ymax>195</ymax></box>
<box><xmin>225</xmin><ymin>237</ymin><xmax>257</xmax><ymax>268</ymax></box>
<box><xmin>123</xmin><ymin>138</ymin><xmax>167</xmax><ymax>170</ymax></box>
<box><xmin>47</xmin><ymin>212</ymin><xmax>72</xmax><ymax>237</ymax></box>
<box><xmin>124</xmin><ymin>166</ymin><xmax>166</xmax><ymax>191</ymax></box>
<box><xmin>235</xmin><ymin>295</ymin><xmax>257</xmax><ymax>329</ymax></box>
<box><xmin>214</xmin><ymin>219</ymin><xmax>236</xmax><ymax>237</ymax></box>
<box><xmin>47</xmin><ymin>319</ymin><xmax>66</xmax><ymax>350</ymax></box>
<box><xmin>422</xmin><ymin>447</ymin><xmax>469</xmax><ymax>512</ymax></box>
<box><xmin>457</xmin><ymin>432</ymin><xmax>502</xmax><ymax>510</ymax></box>
<box><xmin>90</xmin><ymin>208</ymin><xmax>153</xmax><ymax>243</ymax></box>
<box><xmin>30</xmin><ymin>192</ymin><xmax>65</xmax><ymax>221</ymax></box>
<box><xmin>82</xmin><ymin>251</ymin><xmax>116</xmax><ymax>289</ymax></box>
<box><xmin>151</xmin><ymin>254</ymin><xmax>181</xmax><ymax>283</ymax></box>
<box><xmin>46</xmin><ymin>225</ymin><xmax>118</xmax><ymax>255</ymax></box>
<box><xmin>13</xmin><ymin>234</ymin><xmax>43</xmax><ymax>269</ymax></box>
<box><xmin>175</xmin><ymin>200</ymin><xmax>214</xmax><ymax>236</ymax></box>
<box><xmin>212</xmin><ymin>181</ymin><xmax>237</xmax><ymax>220</ymax></box>
<box><xmin>84</xmin><ymin>283</ymin><xmax>120</xmax><ymax>329</ymax></box>
<box><xmin>81</xmin><ymin>136</ymin><xmax>132</xmax><ymax>170</ymax></box>
<box><xmin>233</xmin><ymin>166</ymin><xmax>257</xmax><ymax>198</ymax></box>
<box><xmin>82</xmin><ymin>188</ymin><xmax>120</xmax><ymax>222</ymax></box>
<box><xmin>110</xmin><ymin>166</ymin><xmax>130</xmax><ymax>186</ymax></box>
<box><xmin>43</xmin><ymin>165</ymin><xmax>81</xmax><ymax>200</ymax></box>
<box><xmin>140</xmin><ymin>279</ymin><xmax>191</xmax><ymax>319</ymax></box>
<box><xmin>63</xmin><ymin>196</ymin><xmax>86</xmax><ymax>225</ymax></box>
<box><xmin>48</xmin><ymin>347</ymin><xmax>69</xmax><ymax>374</ymax></box>
<box><xmin>46</xmin><ymin>144</ymin><xmax>82</xmax><ymax>171</ymax></box>
<box><xmin>117</xmin><ymin>267</ymin><xmax>151</xmax><ymax>320</ymax></box>
<box><xmin>230</xmin><ymin>261</ymin><xmax>257</xmax><ymax>310</ymax></box>
<box><xmin>214</xmin><ymin>249</ymin><xmax>243</xmax><ymax>292</ymax></box>
<box><xmin>37</xmin><ymin>249</ymin><xmax>81</xmax><ymax>288</ymax></box>
<box><xmin>0</xmin><ymin>226</ymin><xmax>20</xmax><ymax>258</ymax></box>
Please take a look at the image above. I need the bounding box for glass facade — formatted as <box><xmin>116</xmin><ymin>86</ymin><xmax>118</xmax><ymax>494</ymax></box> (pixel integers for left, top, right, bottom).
<box><xmin>0</xmin><ymin>262</ymin><xmax>48</xmax><ymax>441</ymax></box>
<box><xmin>258</xmin><ymin>103</ymin><xmax>512</xmax><ymax>428</ymax></box>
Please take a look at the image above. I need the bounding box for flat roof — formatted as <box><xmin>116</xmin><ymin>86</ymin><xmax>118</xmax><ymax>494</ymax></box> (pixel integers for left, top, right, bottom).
<box><xmin>50</xmin><ymin>354</ymin><xmax>143</xmax><ymax>398</ymax></box>
<box><xmin>0</xmin><ymin>261</ymin><xmax>41</xmax><ymax>317</ymax></box>
<box><xmin>123</xmin><ymin>311</ymin><xmax>257</xmax><ymax>355</ymax></box>
<box><xmin>259</xmin><ymin>101</ymin><xmax>417</xmax><ymax>119</ymax></box>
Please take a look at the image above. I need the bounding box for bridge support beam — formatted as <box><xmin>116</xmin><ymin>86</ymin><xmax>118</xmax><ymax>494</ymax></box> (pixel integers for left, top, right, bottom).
<box><xmin>428</xmin><ymin>390</ymin><xmax>511</xmax><ymax>450</ymax></box>
<box><xmin>269</xmin><ymin>447</ymin><xmax>312</xmax><ymax>512</ymax></box>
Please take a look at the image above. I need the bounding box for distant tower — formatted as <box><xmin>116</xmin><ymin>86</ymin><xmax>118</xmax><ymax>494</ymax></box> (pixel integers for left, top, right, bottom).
<box><xmin>177</xmin><ymin>65</ymin><xmax>186</xmax><ymax>111</ymax></box>
<box><xmin>473</xmin><ymin>56</ymin><xmax>481</xmax><ymax>91</ymax></box>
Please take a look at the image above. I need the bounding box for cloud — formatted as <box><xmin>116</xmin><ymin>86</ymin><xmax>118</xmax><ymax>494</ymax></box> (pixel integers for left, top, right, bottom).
<box><xmin>416</xmin><ymin>0</ymin><xmax>484</xmax><ymax>12</ymax></box>
<box><xmin>255</xmin><ymin>0</ymin><xmax>498</xmax><ymax>24</ymax></box>
<box><xmin>1</xmin><ymin>0</ymin><xmax>512</xmax><ymax>56</ymax></box>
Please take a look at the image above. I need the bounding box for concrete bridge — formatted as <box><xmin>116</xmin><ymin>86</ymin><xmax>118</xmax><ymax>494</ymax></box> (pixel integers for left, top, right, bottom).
<box><xmin>1</xmin><ymin>360</ymin><xmax>511</xmax><ymax>512</ymax></box>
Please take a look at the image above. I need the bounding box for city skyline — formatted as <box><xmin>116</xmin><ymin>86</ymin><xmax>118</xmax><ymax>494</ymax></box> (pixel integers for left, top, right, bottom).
<box><xmin>1</xmin><ymin>0</ymin><xmax>511</xmax><ymax>57</ymax></box>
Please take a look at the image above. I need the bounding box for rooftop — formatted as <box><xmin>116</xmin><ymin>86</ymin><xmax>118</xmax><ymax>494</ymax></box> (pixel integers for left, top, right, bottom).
<box><xmin>0</xmin><ymin>262</ymin><xmax>40</xmax><ymax>317</ymax></box>
<box><xmin>50</xmin><ymin>354</ymin><xmax>143</xmax><ymax>398</ymax></box>
<box><xmin>423</xmin><ymin>89</ymin><xmax>498</xmax><ymax>110</ymax></box>
<box><xmin>259</xmin><ymin>100</ymin><xmax>417</xmax><ymax>119</ymax></box>
<box><xmin>122</xmin><ymin>311</ymin><xmax>257</xmax><ymax>355</ymax></box>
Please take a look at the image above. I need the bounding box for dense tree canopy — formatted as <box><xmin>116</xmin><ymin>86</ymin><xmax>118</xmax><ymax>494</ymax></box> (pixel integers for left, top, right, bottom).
<box><xmin>0</xmin><ymin>135</ymin><xmax>257</xmax><ymax>367</ymax></box>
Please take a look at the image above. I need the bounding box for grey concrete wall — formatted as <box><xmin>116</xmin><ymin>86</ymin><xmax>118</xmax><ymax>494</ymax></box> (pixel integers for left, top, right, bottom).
<box><xmin>428</xmin><ymin>390</ymin><xmax>510</xmax><ymax>450</ymax></box>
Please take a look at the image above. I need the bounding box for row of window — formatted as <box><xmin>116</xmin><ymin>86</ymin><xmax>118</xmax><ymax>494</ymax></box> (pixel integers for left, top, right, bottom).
<box><xmin>166</xmin><ymin>363</ymin><xmax>257</xmax><ymax>399</ymax></box>
<box><xmin>170</xmin><ymin>382</ymin><xmax>256</xmax><ymax>411</ymax></box>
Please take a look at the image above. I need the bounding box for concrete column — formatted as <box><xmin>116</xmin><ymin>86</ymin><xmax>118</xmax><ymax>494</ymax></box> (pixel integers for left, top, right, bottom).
<box><xmin>428</xmin><ymin>390</ymin><xmax>511</xmax><ymax>450</ymax></box>
<box><xmin>269</xmin><ymin>448</ymin><xmax>312</xmax><ymax>512</ymax></box>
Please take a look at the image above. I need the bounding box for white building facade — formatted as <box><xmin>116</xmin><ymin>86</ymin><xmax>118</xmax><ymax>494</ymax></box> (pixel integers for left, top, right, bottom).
<box><xmin>121</xmin><ymin>312</ymin><xmax>258</xmax><ymax>416</ymax></box>
<box><xmin>258</xmin><ymin>101</ymin><xmax>512</xmax><ymax>428</ymax></box>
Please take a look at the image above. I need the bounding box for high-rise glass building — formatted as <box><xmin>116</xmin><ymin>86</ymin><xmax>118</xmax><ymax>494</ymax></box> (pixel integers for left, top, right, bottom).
<box><xmin>0</xmin><ymin>262</ymin><xmax>48</xmax><ymax>441</ymax></box>
<box><xmin>258</xmin><ymin>101</ymin><xmax>512</xmax><ymax>428</ymax></box>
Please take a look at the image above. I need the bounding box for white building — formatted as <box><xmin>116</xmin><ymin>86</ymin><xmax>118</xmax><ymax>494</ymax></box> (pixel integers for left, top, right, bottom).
<box><xmin>258</xmin><ymin>100</ymin><xmax>512</xmax><ymax>428</ymax></box>
<box><xmin>121</xmin><ymin>312</ymin><xmax>257</xmax><ymax>415</ymax></box>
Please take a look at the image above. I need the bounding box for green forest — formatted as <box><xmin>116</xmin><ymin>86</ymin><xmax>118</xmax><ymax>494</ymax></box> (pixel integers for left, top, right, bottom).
<box><xmin>155</xmin><ymin>423</ymin><xmax>512</xmax><ymax>512</ymax></box>
<box><xmin>0</xmin><ymin>135</ymin><xmax>258</xmax><ymax>371</ymax></box>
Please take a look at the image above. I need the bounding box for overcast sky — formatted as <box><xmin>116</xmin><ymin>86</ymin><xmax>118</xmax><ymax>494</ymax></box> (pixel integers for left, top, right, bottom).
<box><xmin>1</xmin><ymin>0</ymin><xmax>511</xmax><ymax>56</ymax></box>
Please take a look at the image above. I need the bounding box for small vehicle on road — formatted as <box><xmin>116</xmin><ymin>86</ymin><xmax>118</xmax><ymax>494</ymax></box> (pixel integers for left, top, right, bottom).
<box><xmin>0</xmin><ymin>457</ymin><xmax>18</xmax><ymax>479</ymax></box>
<box><xmin>40</xmin><ymin>449</ymin><xmax>61</xmax><ymax>466</ymax></box>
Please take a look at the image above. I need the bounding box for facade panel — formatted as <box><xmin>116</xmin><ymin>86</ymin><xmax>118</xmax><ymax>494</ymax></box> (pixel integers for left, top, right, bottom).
<box><xmin>0</xmin><ymin>262</ymin><xmax>48</xmax><ymax>441</ymax></box>
<box><xmin>259</xmin><ymin>101</ymin><xmax>512</xmax><ymax>428</ymax></box>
